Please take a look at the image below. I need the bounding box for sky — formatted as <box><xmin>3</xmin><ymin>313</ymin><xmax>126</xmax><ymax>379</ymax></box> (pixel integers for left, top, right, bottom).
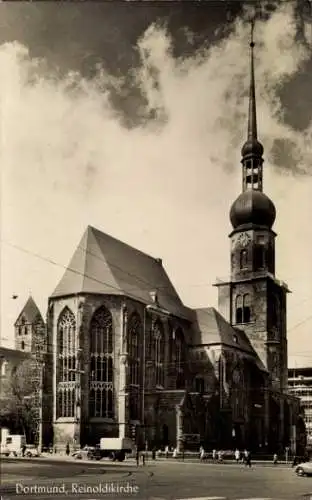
<box><xmin>1</xmin><ymin>1</ymin><xmax>311</xmax><ymax>368</ymax></box>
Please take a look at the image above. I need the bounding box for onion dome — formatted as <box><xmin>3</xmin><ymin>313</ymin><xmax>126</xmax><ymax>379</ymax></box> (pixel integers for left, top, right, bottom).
<box><xmin>241</xmin><ymin>138</ymin><xmax>264</xmax><ymax>158</ymax></box>
<box><xmin>230</xmin><ymin>189</ymin><xmax>276</xmax><ymax>229</ymax></box>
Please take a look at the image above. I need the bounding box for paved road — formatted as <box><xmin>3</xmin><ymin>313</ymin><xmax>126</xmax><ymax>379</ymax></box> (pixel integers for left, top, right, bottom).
<box><xmin>1</xmin><ymin>458</ymin><xmax>312</xmax><ymax>500</ymax></box>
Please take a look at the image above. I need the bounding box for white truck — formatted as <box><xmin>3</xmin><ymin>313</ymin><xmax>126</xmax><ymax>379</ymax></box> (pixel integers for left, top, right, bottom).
<box><xmin>99</xmin><ymin>437</ymin><xmax>134</xmax><ymax>462</ymax></box>
<box><xmin>1</xmin><ymin>434</ymin><xmax>26</xmax><ymax>456</ymax></box>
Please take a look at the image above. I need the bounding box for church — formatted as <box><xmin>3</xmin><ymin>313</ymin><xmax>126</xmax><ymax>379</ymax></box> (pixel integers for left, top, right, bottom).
<box><xmin>40</xmin><ymin>35</ymin><xmax>305</xmax><ymax>454</ymax></box>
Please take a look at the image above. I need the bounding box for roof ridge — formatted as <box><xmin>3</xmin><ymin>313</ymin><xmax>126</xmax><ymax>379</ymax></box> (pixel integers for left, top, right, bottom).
<box><xmin>88</xmin><ymin>225</ymin><xmax>161</xmax><ymax>263</ymax></box>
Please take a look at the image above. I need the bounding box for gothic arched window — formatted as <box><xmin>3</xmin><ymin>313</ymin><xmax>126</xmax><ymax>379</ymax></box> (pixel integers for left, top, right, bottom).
<box><xmin>243</xmin><ymin>294</ymin><xmax>251</xmax><ymax>323</ymax></box>
<box><xmin>175</xmin><ymin>329</ymin><xmax>185</xmax><ymax>389</ymax></box>
<box><xmin>89</xmin><ymin>306</ymin><xmax>114</xmax><ymax>419</ymax></box>
<box><xmin>235</xmin><ymin>295</ymin><xmax>243</xmax><ymax>324</ymax></box>
<box><xmin>153</xmin><ymin>321</ymin><xmax>165</xmax><ymax>388</ymax></box>
<box><xmin>127</xmin><ymin>313</ymin><xmax>141</xmax><ymax>387</ymax></box>
<box><xmin>57</xmin><ymin>307</ymin><xmax>76</xmax><ymax>418</ymax></box>
<box><xmin>240</xmin><ymin>250</ymin><xmax>248</xmax><ymax>269</ymax></box>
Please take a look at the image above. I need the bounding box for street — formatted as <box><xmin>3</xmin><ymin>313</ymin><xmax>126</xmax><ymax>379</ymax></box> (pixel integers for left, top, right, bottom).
<box><xmin>1</xmin><ymin>458</ymin><xmax>312</xmax><ymax>500</ymax></box>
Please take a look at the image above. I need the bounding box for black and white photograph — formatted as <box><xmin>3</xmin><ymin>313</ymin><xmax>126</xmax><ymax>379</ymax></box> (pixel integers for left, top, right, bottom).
<box><xmin>0</xmin><ymin>1</ymin><xmax>312</xmax><ymax>499</ymax></box>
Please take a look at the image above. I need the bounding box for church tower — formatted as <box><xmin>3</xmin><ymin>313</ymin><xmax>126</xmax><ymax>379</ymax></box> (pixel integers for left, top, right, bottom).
<box><xmin>216</xmin><ymin>25</ymin><xmax>289</xmax><ymax>392</ymax></box>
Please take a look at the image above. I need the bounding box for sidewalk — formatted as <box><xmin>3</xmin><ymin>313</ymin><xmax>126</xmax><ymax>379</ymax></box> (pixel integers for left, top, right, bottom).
<box><xmin>15</xmin><ymin>453</ymin><xmax>293</xmax><ymax>468</ymax></box>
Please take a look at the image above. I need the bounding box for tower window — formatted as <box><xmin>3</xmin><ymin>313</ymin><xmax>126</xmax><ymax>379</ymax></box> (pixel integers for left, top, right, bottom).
<box><xmin>235</xmin><ymin>295</ymin><xmax>243</xmax><ymax>324</ymax></box>
<box><xmin>235</xmin><ymin>294</ymin><xmax>251</xmax><ymax>323</ymax></box>
<box><xmin>243</xmin><ymin>294</ymin><xmax>251</xmax><ymax>323</ymax></box>
<box><xmin>21</xmin><ymin>341</ymin><xmax>25</xmax><ymax>350</ymax></box>
<box><xmin>240</xmin><ymin>250</ymin><xmax>248</xmax><ymax>269</ymax></box>
<box><xmin>254</xmin><ymin>245</ymin><xmax>265</xmax><ymax>270</ymax></box>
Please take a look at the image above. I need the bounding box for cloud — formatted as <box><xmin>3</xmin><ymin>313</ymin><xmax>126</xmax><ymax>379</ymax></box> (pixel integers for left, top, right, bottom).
<box><xmin>1</xmin><ymin>2</ymin><xmax>311</xmax><ymax>361</ymax></box>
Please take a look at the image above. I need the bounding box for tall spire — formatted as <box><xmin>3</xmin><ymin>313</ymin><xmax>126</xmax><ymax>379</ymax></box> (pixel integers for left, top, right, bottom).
<box><xmin>247</xmin><ymin>20</ymin><xmax>258</xmax><ymax>143</ymax></box>
<box><xmin>241</xmin><ymin>19</ymin><xmax>264</xmax><ymax>191</ymax></box>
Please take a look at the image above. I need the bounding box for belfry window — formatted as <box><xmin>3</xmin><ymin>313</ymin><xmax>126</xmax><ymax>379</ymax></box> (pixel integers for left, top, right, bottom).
<box><xmin>235</xmin><ymin>295</ymin><xmax>243</xmax><ymax>324</ymax></box>
<box><xmin>89</xmin><ymin>306</ymin><xmax>114</xmax><ymax>419</ymax></box>
<box><xmin>127</xmin><ymin>313</ymin><xmax>141</xmax><ymax>387</ymax></box>
<box><xmin>240</xmin><ymin>250</ymin><xmax>248</xmax><ymax>269</ymax></box>
<box><xmin>56</xmin><ymin>307</ymin><xmax>76</xmax><ymax>418</ymax></box>
<box><xmin>235</xmin><ymin>294</ymin><xmax>251</xmax><ymax>323</ymax></box>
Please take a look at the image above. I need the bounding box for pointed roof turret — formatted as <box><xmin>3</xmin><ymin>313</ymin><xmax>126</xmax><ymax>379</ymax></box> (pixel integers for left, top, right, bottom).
<box><xmin>241</xmin><ymin>20</ymin><xmax>264</xmax><ymax>159</ymax></box>
<box><xmin>14</xmin><ymin>296</ymin><xmax>44</xmax><ymax>326</ymax></box>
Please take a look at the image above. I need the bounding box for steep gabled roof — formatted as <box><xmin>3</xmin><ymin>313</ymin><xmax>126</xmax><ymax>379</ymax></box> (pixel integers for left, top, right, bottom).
<box><xmin>191</xmin><ymin>307</ymin><xmax>265</xmax><ymax>368</ymax></box>
<box><xmin>51</xmin><ymin>226</ymin><xmax>191</xmax><ymax>320</ymax></box>
<box><xmin>14</xmin><ymin>296</ymin><xmax>44</xmax><ymax>326</ymax></box>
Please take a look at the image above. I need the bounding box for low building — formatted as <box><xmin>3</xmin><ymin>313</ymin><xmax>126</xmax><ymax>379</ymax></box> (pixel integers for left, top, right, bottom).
<box><xmin>288</xmin><ymin>366</ymin><xmax>312</xmax><ymax>449</ymax></box>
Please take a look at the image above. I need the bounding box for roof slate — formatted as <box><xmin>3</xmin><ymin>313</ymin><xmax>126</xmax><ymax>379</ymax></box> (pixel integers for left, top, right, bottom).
<box><xmin>15</xmin><ymin>296</ymin><xmax>44</xmax><ymax>326</ymax></box>
<box><xmin>51</xmin><ymin>226</ymin><xmax>191</xmax><ymax>320</ymax></box>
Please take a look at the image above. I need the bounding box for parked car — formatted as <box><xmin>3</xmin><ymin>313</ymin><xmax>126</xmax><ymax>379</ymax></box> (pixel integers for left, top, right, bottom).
<box><xmin>0</xmin><ymin>444</ymin><xmax>10</xmax><ymax>456</ymax></box>
<box><xmin>24</xmin><ymin>445</ymin><xmax>40</xmax><ymax>457</ymax></box>
<box><xmin>295</xmin><ymin>461</ymin><xmax>312</xmax><ymax>476</ymax></box>
<box><xmin>72</xmin><ymin>446</ymin><xmax>96</xmax><ymax>460</ymax></box>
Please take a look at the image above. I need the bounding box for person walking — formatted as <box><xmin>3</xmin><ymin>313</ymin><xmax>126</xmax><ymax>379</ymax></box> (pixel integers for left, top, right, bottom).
<box><xmin>212</xmin><ymin>449</ymin><xmax>217</xmax><ymax>461</ymax></box>
<box><xmin>165</xmin><ymin>445</ymin><xmax>169</xmax><ymax>459</ymax></box>
<box><xmin>66</xmin><ymin>443</ymin><xmax>70</xmax><ymax>456</ymax></box>
<box><xmin>136</xmin><ymin>447</ymin><xmax>140</xmax><ymax>467</ymax></box>
<box><xmin>245</xmin><ymin>450</ymin><xmax>252</xmax><ymax>468</ymax></box>
<box><xmin>234</xmin><ymin>449</ymin><xmax>240</xmax><ymax>463</ymax></box>
<box><xmin>217</xmin><ymin>450</ymin><xmax>223</xmax><ymax>462</ymax></box>
<box><xmin>273</xmin><ymin>453</ymin><xmax>278</xmax><ymax>465</ymax></box>
<box><xmin>199</xmin><ymin>446</ymin><xmax>205</xmax><ymax>462</ymax></box>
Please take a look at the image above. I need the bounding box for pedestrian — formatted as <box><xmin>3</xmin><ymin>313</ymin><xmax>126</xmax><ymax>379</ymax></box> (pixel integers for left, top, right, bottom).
<box><xmin>245</xmin><ymin>450</ymin><xmax>252</xmax><ymax>468</ymax></box>
<box><xmin>199</xmin><ymin>446</ymin><xmax>205</xmax><ymax>462</ymax></box>
<box><xmin>212</xmin><ymin>449</ymin><xmax>217</xmax><ymax>461</ymax></box>
<box><xmin>273</xmin><ymin>453</ymin><xmax>278</xmax><ymax>465</ymax></box>
<box><xmin>152</xmin><ymin>446</ymin><xmax>156</xmax><ymax>460</ymax></box>
<box><xmin>165</xmin><ymin>445</ymin><xmax>169</xmax><ymax>459</ymax></box>
<box><xmin>243</xmin><ymin>449</ymin><xmax>248</xmax><ymax>465</ymax></box>
<box><xmin>292</xmin><ymin>455</ymin><xmax>298</xmax><ymax>468</ymax></box>
<box><xmin>141</xmin><ymin>451</ymin><xmax>145</xmax><ymax>466</ymax></box>
<box><xmin>136</xmin><ymin>447</ymin><xmax>140</xmax><ymax>467</ymax></box>
<box><xmin>217</xmin><ymin>450</ymin><xmax>223</xmax><ymax>462</ymax></box>
<box><xmin>173</xmin><ymin>447</ymin><xmax>177</xmax><ymax>459</ymax></box>
<box><xmin>234</xmin><ymin>448</ymin><xmax>240</xmax><ymax>463</ymax></box>
<box><xmin>66</xmin><ymin>442</ymin><xmax>70</xmax><ymax>456</ymax></box>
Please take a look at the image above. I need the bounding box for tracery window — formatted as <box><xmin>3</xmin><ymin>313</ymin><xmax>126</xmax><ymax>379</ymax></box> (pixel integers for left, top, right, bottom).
<box><xmin>175</xmin><ymin>329</ymin><xmax>185</xmax><ymax>389</ymax></box>
<box><xmin>89</xmin><ymin>306</ymin><xmax>114</xmax><ymax>418</ymax></box>
<box><xmin>127</xmin><ymin>313</ymin><xmax>141</xmax><ymax>387</ymax></box>
<box><xmin>152</xmin><ymin>321</ymin><xmax>165</xmax><ymax>387</ymax></box>
<box><xmin>56</xmin><ymin>307</ymin><xmax>76</xmax><ymax>418</ymax></box>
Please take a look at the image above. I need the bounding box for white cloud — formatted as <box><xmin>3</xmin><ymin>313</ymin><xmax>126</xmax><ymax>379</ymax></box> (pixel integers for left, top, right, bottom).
<box><xmin>1</xmin><ymin>3</ymin><xmax>311</xmax><ymax>365</ymax></box>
